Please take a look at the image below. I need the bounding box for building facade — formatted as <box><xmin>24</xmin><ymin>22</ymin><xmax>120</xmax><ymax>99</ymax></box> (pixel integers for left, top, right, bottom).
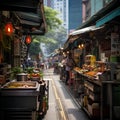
<box><xmin>83</xmin><ymin>0</ymin><xmax>113</xmax><ymax>22</ymax></box>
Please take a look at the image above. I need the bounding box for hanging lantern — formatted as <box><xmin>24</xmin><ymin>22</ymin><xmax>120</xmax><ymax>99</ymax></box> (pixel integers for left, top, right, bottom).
<box><xmin>25</xmin><ymin>35</ymin><xmax>32</xmax><ymax>45</ymax></box>
<box><xmin>78</xmin><ymin>43</ymin><xmax>85</xmax><ymax>49</ymax></box>
<box><xmin>81</xmin><ymin>43</ymin><xmax>84</xmax><ymax>48</ymax></box>
<box><xmin>5</xmin><ymin>22</ymin><xmax>14</xmax><ymax>35</ymax></box>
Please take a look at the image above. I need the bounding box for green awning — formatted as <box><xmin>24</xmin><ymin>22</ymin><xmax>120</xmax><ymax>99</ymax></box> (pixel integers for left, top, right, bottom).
<box><xmin>96</xmin><ymin>7</ymin><xmax>120</xmax><ymax>27</ymax></box>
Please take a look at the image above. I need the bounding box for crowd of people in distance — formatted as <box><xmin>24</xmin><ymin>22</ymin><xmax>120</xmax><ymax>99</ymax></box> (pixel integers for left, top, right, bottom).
<box><xmin>52</xmin><ymin>53</ymin><xmax>76</xmax><ymax>85</ymax></box>
<box><xmin>22</xmin><ymin>58</ymin><xmax>50</xmax><ymax>71</ymax></box>
<box><xmin>21</xmin><ymin>53</ymin><xmax>76</xmax><ymax>86</ymax></box>
<box><xmin>59</xmin><ymin>53</ymin><xmax>76</xmax><ymax>85</ymax></box>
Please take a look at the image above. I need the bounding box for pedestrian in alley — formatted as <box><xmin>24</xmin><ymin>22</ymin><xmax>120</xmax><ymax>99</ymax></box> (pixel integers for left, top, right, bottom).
<box><xmin>65</xmin><ymin>53</ymin><xmax>76</xmax><ymax>85</ymax></box>
<box><xmin>59</xmin><ymin>56</ymin><xmax>66</xmax><ymax>81</ymax></box>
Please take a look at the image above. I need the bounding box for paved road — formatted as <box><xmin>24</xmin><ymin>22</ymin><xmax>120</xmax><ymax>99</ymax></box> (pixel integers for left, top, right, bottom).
<box><xmin>42</xmin><ymin>68</ymin><xmax>90</xmax><ymax>120</ymax></box>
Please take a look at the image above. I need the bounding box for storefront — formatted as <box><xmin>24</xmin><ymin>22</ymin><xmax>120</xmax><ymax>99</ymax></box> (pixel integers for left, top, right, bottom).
<box><xmin>0</xmin><ymin>1</ymin><xmax>48</xmax><ymax>120</ymax></box>
<box><xmin>63</xmin><ymin>1</ymin><xmax>120</xmax><ymax>120</ymax></box>
<box><xmin>0</xmin><ymin>0</ymin><xmax>47</xmax><ymax>84</ymax></box>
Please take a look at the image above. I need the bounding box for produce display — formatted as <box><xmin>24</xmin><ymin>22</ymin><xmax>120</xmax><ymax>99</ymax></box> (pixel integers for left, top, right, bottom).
<box><xmin>74</xmin><ymin>67</ymin><xmax>88</xmax><ymax>74</ymax></box>
<box><xmin>85</xmin><ymin>71</ymin><xmax>98</xmax><ymax>77</ymax></box>
<box><xmin>0</xmin><ymin>66</ymin><xmax>49</xmax><ymax>120</ymax></box>
<box><xmin>74</xmin><ymin>58</ymin><xmax>109</xmax><ymax>82</ymax></box>
<box><xmin>27</xmin><ymin>69</ymin><xmax>43</xmax><ymax>80</ymax></box>
<box><xmin>85</xmin><ymin>55</ymin><xmax>96</xmax><ymax>66</ymax></box>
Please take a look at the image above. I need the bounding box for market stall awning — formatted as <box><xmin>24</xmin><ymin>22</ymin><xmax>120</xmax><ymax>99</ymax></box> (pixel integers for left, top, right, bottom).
<box><xmin>14</xmin><ymin>11</ymin><xmax>46</xmax><ymax>35</ymax></box>
<box><xmin>63</xmin><ymin>25</ymin><xmax>104</xmax><ymax>50</ymax></box>
<box><xmin>0</xmin><ymin>0</ymin><xmax>47</xmax><ymax>35</ymax></box>
<box><xmin>96</xmin><ymin>7</ymin><xmax>120</xmax><ymax>27</ymax></box>
<box><xmin>15</xmin><ymin>12</ymin><xmax>41</xmax><ymax>23</ymax></box>
<box><xmin>70</xmin><ymin>25</ymin><xmax>104</xmax><ymax>36</ymax></box>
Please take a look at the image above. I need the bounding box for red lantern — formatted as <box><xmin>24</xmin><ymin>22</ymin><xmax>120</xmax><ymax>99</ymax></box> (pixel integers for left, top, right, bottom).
<box><xmin>25</xmin><ymin>35</ymin><xmax>31</xmax><ymax>44</ymax></box>
<box><xmin>5</xmin><ymin>22</ymin><xmax>14</xmax><ymax>35</ymax></box>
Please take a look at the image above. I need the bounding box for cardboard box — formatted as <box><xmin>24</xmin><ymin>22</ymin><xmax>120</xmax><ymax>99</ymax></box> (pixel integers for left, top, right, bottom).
<box><xmin>88</xmin><ymin>104</ymin><xmax>100</xmax><ymax>117</ymax></box>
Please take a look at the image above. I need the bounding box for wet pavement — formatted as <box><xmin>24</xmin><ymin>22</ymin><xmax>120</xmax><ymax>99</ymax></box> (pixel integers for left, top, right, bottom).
<box><xmin>42</xmin><ymin>68</ymin><xmax>91</xmax><ymax>120</ymax></box>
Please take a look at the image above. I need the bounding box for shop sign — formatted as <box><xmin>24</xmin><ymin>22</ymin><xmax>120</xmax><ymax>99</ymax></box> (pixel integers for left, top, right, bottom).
<box><xmin>111</xmin><ymin>33</ymin><xmax>120</xmax><ymax>56</ymax></box>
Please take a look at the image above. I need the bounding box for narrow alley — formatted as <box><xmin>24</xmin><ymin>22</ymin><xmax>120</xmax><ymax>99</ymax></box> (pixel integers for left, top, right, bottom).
<box><xmin>0</xmin><ymin>1</ymin><xmax>120</xmax><ymax>120</ymax></box>
<box><xmin>42</xmin><ymin>68</ymin><xmax>90</xmax><ymax>120</ymax></box>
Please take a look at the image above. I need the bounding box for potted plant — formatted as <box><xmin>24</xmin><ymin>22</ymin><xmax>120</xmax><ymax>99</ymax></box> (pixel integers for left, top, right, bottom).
<box><xmin>11</xmin><ymin>67</ymin><xmax>23</xmax><ymax>79</ymax></box>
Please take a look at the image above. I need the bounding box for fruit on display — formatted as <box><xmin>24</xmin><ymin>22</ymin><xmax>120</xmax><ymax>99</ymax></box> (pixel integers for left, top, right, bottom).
<box><xmin>85</xmin><ymin>71</ymin><xmax>97</xmax><ymax>77</ymax></box>
<box><xmin>31</xmin><ymin>73</ymin><xmax>40</xmax><ymax>77</ymax></box>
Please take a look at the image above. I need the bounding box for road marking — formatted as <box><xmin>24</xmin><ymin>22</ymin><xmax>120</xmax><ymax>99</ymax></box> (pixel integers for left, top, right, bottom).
<box><xmin>51</xmin><ymin>78</ymin><xmax>68</xmax><ymax>120</ymax></box>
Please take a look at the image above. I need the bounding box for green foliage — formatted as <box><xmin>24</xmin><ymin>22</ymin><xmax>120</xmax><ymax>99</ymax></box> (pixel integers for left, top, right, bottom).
<box><xmin>25</xmin><ymin>67</ymin><xmax>34</xmax><ymax>74</ymax></box>
<box><xmin>45</xmin><ymin>27</ymin><xmax>67</xmax><ymax>54</ymax></box>
<box><xmin>39</xmin><ymin>70</ymin><xmax>44</xmax><ymax>77</ymax></box>
<box><xmin>11</xmin><ymin>67</ymin><xmax>23</xmax><ymax>73</ymax></box>
<box><xmin>32</xmin><ymin>36</ymin><xmax>57</xmax><ymax>44</ymax></box>
<box><xmin>44</xmin><ymin>6</ymin><xmax>62</xmax><ymax>30</ymax></box>
<box><xmin>29</xmin><ymin>41</ymin><xmax>41</xmax><ymax>56</ymax></box>
<box><xmin>11</xmin><ymin>67</ymin><xmax>23</xmax><ymax>79</ymax></box>
<box><xmin>28</xmin><ymin>6</ymin><xmax>67</xmax><ymax>58</ymax></box>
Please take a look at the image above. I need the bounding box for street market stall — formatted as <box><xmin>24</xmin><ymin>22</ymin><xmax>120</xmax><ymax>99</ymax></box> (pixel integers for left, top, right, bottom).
<box><xmin>63</xmin><ymin>1</ymin><xmax>120</xmax><ymax>120</ymax></box>
<box><xmin>0</xmin><ymin>81</ymin><xmax>39</xmax><ymax>120</ymax></box>
<box><xmin>0</xmin><ymin>73</ymin><xmax>49</xmax><ymax>120</ymax></box>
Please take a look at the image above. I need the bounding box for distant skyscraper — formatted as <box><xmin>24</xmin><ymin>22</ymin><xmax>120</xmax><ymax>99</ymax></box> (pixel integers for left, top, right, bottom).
<box><xmin>44</xmin><ymin>0</ymin><xmax>82</xmax><ymax>34</ymax></box>
<box><xmin>69</xmin><ymin>0</ymin><xmax>82</xmax><ymax>33</ymax></box>
<box><xmin>44</xmin><ymin>0</ymin><xmax>53</xmax><ymax>7</ymax></box>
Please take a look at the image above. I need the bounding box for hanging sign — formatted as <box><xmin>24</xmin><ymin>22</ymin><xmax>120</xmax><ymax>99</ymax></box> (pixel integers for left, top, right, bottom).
<box><xmin>111</xmin><ymin>33</ymin><xmax>120</xmax><ymax>56</ymax></box>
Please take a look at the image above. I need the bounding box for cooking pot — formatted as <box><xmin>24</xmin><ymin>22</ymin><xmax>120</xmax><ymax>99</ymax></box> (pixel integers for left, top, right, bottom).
<box><xmin>17</xmin><ymin>73</ymin><xmax>28</xmax><ymax>81</ymax></box>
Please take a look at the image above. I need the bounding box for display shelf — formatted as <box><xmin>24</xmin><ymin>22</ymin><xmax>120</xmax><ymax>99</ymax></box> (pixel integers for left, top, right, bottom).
<box><xmin>74</xmin><ymin>69</ymin><xmax>101</xmax><ymax>86</ymax></box>
<box><xmin>101</xmin><ymin>81</ymin><xmax>120</xmax><ymax>120</ymax></box>
<box><xmin>84</xmin><ymin>81</ymin><xmax>100</xmax><ymax>92</ymax></box>
<box><xmin>0</xmin><ymin>64</ymin><xmax>11</xmax><ymax>84</ymax></box>
<box><xmin>84</xmin><ymin>77</ymin><xmax>101</xmax><ymax>118</ymax></box>
<box><xmin>73</xmin><ymin>62</ymin><xmax>120</xmax><ymax>120</ymax></box>
<box><xmin>72</xmin><ymin>71</ymin><xmax>84</xmax><ymax>98</ymax></box>
<box><xmin>73</xmin><ymin>69</ymin><xmax>101</xmax><ymax>119</ymax></box>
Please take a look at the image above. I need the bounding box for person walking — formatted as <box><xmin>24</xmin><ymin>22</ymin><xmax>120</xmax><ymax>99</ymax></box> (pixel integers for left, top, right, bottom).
<box><xmin>59</xmin><ymin>57</ymin><xmax>66</xmax><ymax>81</ymax></box>
<box><xmin>65</xmin><ymin>53</ymin><xmax>75</xmax><ymax>85</ymax></box>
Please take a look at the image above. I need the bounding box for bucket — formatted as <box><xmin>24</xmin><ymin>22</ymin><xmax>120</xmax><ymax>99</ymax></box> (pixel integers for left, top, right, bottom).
<box><xmin>17</xmin><ymin>73</ymin><xmax>28</xmax><ymax>81</ymax></box>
